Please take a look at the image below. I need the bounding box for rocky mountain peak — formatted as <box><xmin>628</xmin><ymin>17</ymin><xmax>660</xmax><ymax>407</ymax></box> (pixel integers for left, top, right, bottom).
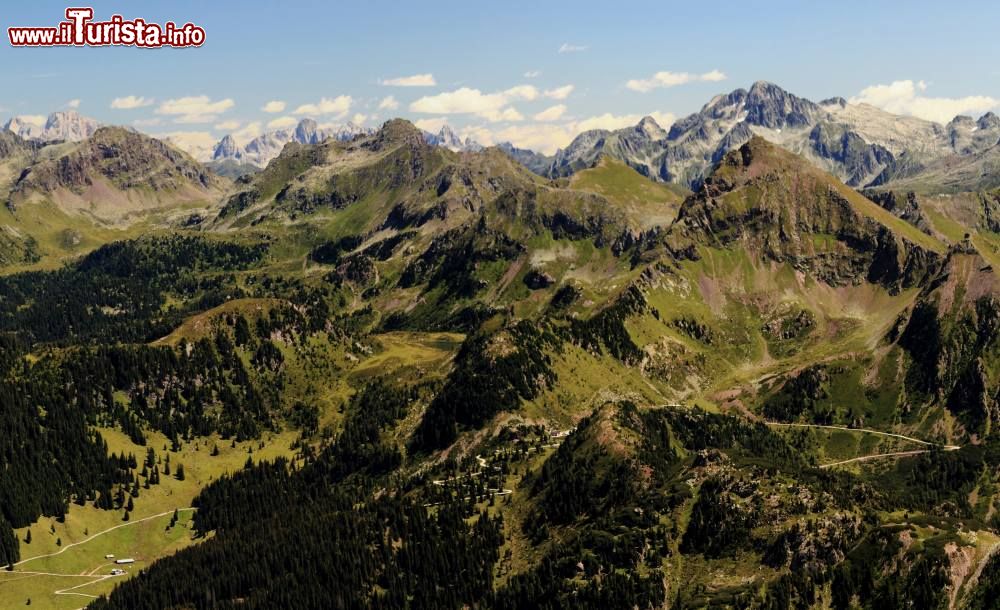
<box><xmin>421</xmin><ymin>125</ymin><xmax>464</xmax><ymax>151</ymax></box>
<box><xmin>213</xmin><ymin>135</ymin><xmax>240</xmax><ymax>161</ymax></box>
<box><xmin>4</xmin><ymin>110</ymin><xmax>100</xmax><ymax>143</ymax></box>
<box><xmin>948</xmin><ymin>115</ymin><xmax>976</xmax><ymax>129</ymax></box>
<box><xmin>294</xmin><ymin>119</ymin><xmax>321</xmax><ymax>144</ymax></box>
<box><xmin>637</xmin><ymin>116</ymin><xmax>666</xmax><ymax>140</ymax></box>
<box><xmin>744</xmin><ymin>81</ymin><xmax>820</xmax><ymax>129</ymax></box>
<box><xmin>977</xmin><ymin>112</ymin><xmax>1000</xmax><ymax>130</ymax></box>
<box><xmin>370</xmin><ymin>119</ymin><xmax>427</xmax><ymax>150</ymax></box>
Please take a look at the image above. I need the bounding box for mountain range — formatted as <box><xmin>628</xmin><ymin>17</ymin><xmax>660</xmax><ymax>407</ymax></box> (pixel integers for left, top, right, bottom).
<box><xmin>209</xmin><ymin>118</ymin><xmax>375</xmax><ymax>168</ymax></box>
<box><xmin>7</xmin><ymin>81</ymin><xmax>1000</xmax><ymax>609</ymax></box>
<box><xmin>3</xmin><ymin>110</ymin><xmax>101</xmax><ymax>143</ymax></box>
<box><xmin>508</xmin><ymin>81</ymin><xmax>1000</xmax><ymax>194</ymax></box>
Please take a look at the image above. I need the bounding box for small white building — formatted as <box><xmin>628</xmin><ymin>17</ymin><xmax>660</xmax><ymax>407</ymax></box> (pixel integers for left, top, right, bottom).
<box><xmin>115</xmin><ymin>558</ymin><xmax>135</xmax><ymax>565</ymax></box>
<box><xmin>105</xmin><ymin>554</ymin><xmax>115</xmax><ymax>559</ymax></box>
<box><xmin>110</xmin><ymin>568</ymin><xmax>126</xmax><ymax>576</ymax></box>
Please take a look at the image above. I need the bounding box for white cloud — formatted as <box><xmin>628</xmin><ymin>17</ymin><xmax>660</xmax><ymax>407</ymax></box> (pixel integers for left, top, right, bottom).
<box><xmin>132</xmin><ymin>118</ymin><xmax>162</xmax><ymax>128</ymax></box>
<box><xmin>524</xmin><ymin>70</ymin><xmax>542</xmax><ymax>78</ymax></box>
<box><xmin>261</xmin><ymin>100</ymin><xmax>286</xmax><ymax>113</ymax></box>
<box><xmin>469</xmin><ymin>110</ymin><xmax>677</xmax><ymax>155</ymax></box>
<box><xmin>156</xmin><ymin>95</ymin><xmax>235</xmax><ymax>124</ymax></box>
<box><xmin>380</xmin><ymin>73</ymin><xmax>436</xmax><ymax>87</ymax></box>
<box><xmin>293</xmin><ymin>95</ymin><xmax>352</xmax><ymax>118</ymax></box>
<box><xmin>558</xmin><ymin>43</ymin><xmax>587</xmax><ymax>54</ymax></box>
<box><xmin>534</xmin><ymin>104</ymin><xmax>567</xmax><ymax>121</ymax></box>
<box><xmin>233</xmin><ymin>121</ymin><xmax>264</xmax><ymax>143</ymax></box>
<box><xmin>66</xmin><ymin>99</ymin><xmax>80</xmax><ymax>109</ymax></box>
<box><xmin>266</xmin><ymin>116</ymin><xmax>298</xmax><ymax>130</ymax></box>
<box><xmin>414</xmin><ymin>117</ymin><xmax>449</xmax><ymax>133</ymax></box>
<box><xmin>574</xmin><ymin>111</ymin><xmax>675</xmax><ymax>132</ymax></box>
<box><xmin>409</xmin><ymin>85</ymin><xmax>536</xmax><ymax>122</ymax></box>
<box><xmin>378</xmin><ymin>95</ymin><xmax>399</xmax><ymax>110</ymax></box>
<box><xmin>849</xmin><ymin>79</ymin><xmax>999</xmax><ymax>124</ymax></box>
<box><xmin>158</xmin><ymin>130</ymin><xmax>217</xmax><ymax>160</ymax></box>
<box><xmin>214</xmin><ymin>120</ymin><xmax>241</xmax><ymax>131</ymax></box>
<box><xmin>111</xmin><ymin>95</ymin><xmax>154</xmax><ymax>109</ymax></box>
<box><xmin>351</xmin><ymin>113</ymin><xmax>368</xmax><ymax>125</ymax></box>
<box><xmin>625</xmin><ymin>69</ymin><xmax>727</xmax><ymax>93</ymax></box>
<box><xmin>543</xmin><ymin>85</ymin><xmax>574</xmax><ymax>100</ymax></box>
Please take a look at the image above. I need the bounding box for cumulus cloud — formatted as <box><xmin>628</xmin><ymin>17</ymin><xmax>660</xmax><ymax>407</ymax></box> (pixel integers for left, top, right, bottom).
<box><xmin>261</xmin><ymin>100</ymin><xmax>286</xmax><ymax>113</ymax></box>
<box><xmin>111</xmin><ymin>95</ymin><xmax>154</xmax><ymax>109</ymax></box>
<box><xmin>232</xmin><ymin>121</ymin><xmax>264</xmax><ymax>143</ymax></box>
<box><xmin>626</xmin><ymin>70</ymin><xmax>727</xmax><ymax>93</ymax></box>
<box><xmin>214</xmin><ymin>120</ymin><xmax>241</xmax><ymax>131</ymax></box>
<box><xmin>66</xmin><ymin>99</ymin><xmax>81</xmax><ymax>109</ymax></box>
<box><xmin>267</xmin><ymin>116</ymin><xmax>298</xmax><ymax>130</ymax></box>
<box><xmin>469</xmin><ymin>110</ymin><xmax>677</xmax><ymax>155</ymax></box>
<box><xmin>533</xmin><ymin>104</ymin><xmax>567</xmax><ymax>121</ymax></box>
<box><xmin>575</xmin><ymin>111</ymin><xmax>676</xmax><ymax>133</ymax></box>
<box><xmin>414</xmin><ymin>117</ymin><xmax>450</xmax><ymax>133</ymax></box>
<box><xmin>543</xmin><ymin>85</ymin><xmax>574</xmax><ymax>100</ymax></box>
<box><xmin>380</xmin><ymin>73</ymin><xmax>436</xmax><ymax>87</ymax></box>
<box><xmin>558</xmin><ymin>43</ymin><xmax>587</xmax><ymax>54</ymax></box>
<box><xmin>156</xmin><ymin>95</ymin><xmax>235</xmax><ymax>123</ymax></box>
<box><xmin>524</xmin><ymin>70</ymin><xmax>541</xmax><ymax>78</ymax></box>
<box><xmin>409</xmin><ymin>85</ymin><xmax>537</xmax><ymax>122</ymax></box>
<box><xmin>351</xmin><ymin>113</ymin><xmax>368</xmax><ymax>125</ymax></box>
<box><xmin>159</xmin><ymin>130</ymin><xmax>218</xmax><ymax>160</ymax></box>
<box><xmin>378</xmin><ymin>95</ymin><xmax>399</xmax><ymax>111</ymax></box>
<box><xmin>293</xmin><ymin>95</ymin><xmax>352</xmax><ymax>118</ymax></box>
<box><xmin>849</xmin><ymin>79</ymin><xmax>999</xmax><ymax>124</ymax></box>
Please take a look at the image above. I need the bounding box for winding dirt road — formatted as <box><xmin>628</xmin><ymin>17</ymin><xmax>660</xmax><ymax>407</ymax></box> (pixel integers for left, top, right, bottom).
<box><xmin>765</xmin><ymin>422</ymin><xmax>961</xmax><ymax>468</ymax></box>
<box><xmin>14</xmin><ymin>508</ymin><xmax>192</xmax><ymax>567</ymax></box>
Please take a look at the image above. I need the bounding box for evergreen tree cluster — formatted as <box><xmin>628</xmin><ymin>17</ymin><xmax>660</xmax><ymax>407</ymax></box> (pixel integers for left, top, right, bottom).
<box><xmin>412</xmin><ymin>321</ymin><xmax>558</xmax><ymax>451</ymax></box>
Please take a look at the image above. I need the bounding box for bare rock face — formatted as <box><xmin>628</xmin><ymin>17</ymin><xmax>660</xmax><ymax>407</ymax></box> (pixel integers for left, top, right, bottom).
<box><xmin>212</xmin><ymin>135</ymin><xmax>241</xmax><ymax>162</ymax></box>
<box><xmin>210</xmin><ymin>119</ymin><xmax>375</xmax><ymax>168</ymax></box>
<box><xmin>9</xmin><ymin>127</ymin><xmax>224</xmax><ymax>211</ymax></box>
<box><xmin>743</xmin><ymin>80</ymin><xmax>822</xmax><ymax>129</ymax></box>
<box><xmin>502</xmin><ymin>81</ymin><xmax>1000</xmax><ymax>194</ymax></box>
<box><xmin>665</xmin><ymin>137</ymin><xmax>942</xmax><ymax>293</ymax></box>
<box><xmin>523</xmin><ymin>269</ymin><xmax>555</xmax><ymax>289</ymax></box>
<box><xmin>865</xmin><ymin>190</ymin><xmax>932</xmax><ymax>234</ymax></box>
<box><xmin>3</xmin><ymin>111</ymin><xmax>100</xmax><ymax>142</ymax></box>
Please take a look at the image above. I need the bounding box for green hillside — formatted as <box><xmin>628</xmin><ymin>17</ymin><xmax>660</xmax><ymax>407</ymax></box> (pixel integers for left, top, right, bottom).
<box><xmin>4</xmin><ymin>120</ymin><xmax>1000</xmax><ymax>609</ymax></box>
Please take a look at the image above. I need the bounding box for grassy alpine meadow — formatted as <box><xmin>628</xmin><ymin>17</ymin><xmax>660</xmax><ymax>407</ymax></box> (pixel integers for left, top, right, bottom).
<box><xmin>7</xmin><ymin>28</ymin><xmax>1000</xmax><ymax>606</ymax></box>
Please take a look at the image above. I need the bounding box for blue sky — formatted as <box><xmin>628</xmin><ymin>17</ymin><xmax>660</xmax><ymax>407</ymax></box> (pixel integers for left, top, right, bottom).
<box><xmin>3</xmin><ymin>0</ymin><xmax>1000</xmax><ymax>155</ymax></box>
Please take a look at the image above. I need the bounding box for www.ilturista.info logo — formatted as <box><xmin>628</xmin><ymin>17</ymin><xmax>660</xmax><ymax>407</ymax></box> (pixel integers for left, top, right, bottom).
<box><xmin>8</xmin><ymin>8</ymin><xmax>205</xmax><ymax>48</ymax></box>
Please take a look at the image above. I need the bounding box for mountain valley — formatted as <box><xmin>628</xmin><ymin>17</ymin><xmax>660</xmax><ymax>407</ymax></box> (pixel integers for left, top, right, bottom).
<box><xmin>4</xmin><ymin>82</ymin><xmax>1000</xmax><ymax>609</ymax></box>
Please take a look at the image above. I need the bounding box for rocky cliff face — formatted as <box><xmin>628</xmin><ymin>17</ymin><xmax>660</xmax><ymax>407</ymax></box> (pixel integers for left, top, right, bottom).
<box><xmin>664</xmin><ymin>137</ymin><xmax>942</xmax><ymax>293</ymax></box>
<box><xmin>17</xmin><ymin>127</ymin><xmax>218</xmax><ymax>191</ymax></box>
<box><xmin>212</xmin><ymin>135</ymin><xmax>241</xmax><ymax>162</ymax></box>
<box><xmin>3</xmin><ymin>111</ymin><xmax>100</xmax><ymax>142</ymax></box>
<box><xmin>9</xmin><ymin>127</ymin><xmax>225</xmax><ymax>217</ymax></box>
<box><xmin>0</xmin><ymin>131</ymin><xmax>29</xmax><ymax>160</ymax></box>
<box><xmin>503</xmin><ymin>81</ymin><xmax>1000</xmax><ymax>193</ymax></box>
<box><xmin>893</xmin><ymin>253</ymin><xmax>1000</xmax><ymax>437</ymax></box>
<box><xmin>211</xmin><ymin>119</ymin><xmax>375</xmax><ymax>168</ymax></box>
<box><xmin>548</xmin><ymin>115</ymin><xmax>669</xmax><ymax>180</ymax></box>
